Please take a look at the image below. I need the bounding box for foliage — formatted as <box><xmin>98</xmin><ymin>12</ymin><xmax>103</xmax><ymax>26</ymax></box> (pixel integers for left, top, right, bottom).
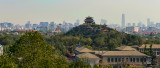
<box><xmin>93</xmin><ymin>64</ymin><xmax>103</xmax><ymax>68</ymax></box>
<box><xmin>0</xmin><ymin>55</ymin><xmax>17</xmax><ymax>68</ymax></box>
<box><xmin>63</xmin><ymin>24</ymin><xmax>142</xmax><ymax>51</ymax></box>
<box><xmin>69</xmin><ymin>60</ymin><xmax>91</xmax><ymax>68</ymax></box>
<box><xmin>8</xmin><ymin>31</ymin><xmax>68</xmax><ymax>68</ymax></box>
<box><xmin>108</xmin><ymin>65</ymin><xmax>113</xmax><ymax>68</ymax></box>
<box><xmin>0</xmin><ymin>33</ymin><xmax>20</xmax><ymax>46</ymax></box>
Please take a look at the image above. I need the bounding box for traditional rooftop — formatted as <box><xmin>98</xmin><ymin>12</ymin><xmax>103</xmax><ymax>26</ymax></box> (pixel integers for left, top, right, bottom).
<box><xmin>139</xmin><ymin>44</ymin><xmax>160</xmax><ymax>49</ymax></box>
<box><xmin>75</xmin><ymin>47</ymin><xmax>93</xmax><ymax>53</ymax></box>
<box><xmin>115</xmin><ymin>46</ymin><xmax>137</xmax><ymax>51</ymax></box>
<box><xmin>102</xmin><ymin>51</ymin><xmax>148</xmax><ymax>56</ymax></box>
<box><xmin>94</xmin><ymin>51</ymin><xmax>107</xmax><ymax>55</ymax></box>
<box><xmin>77</xmin><ymin>52</ymin><xmax>100</xmax><ymax>59</ymax></box>
<box><xmin>84</xmin><ymin>16</ymin><xmax>95</xmax><ymax>24</ymax></box>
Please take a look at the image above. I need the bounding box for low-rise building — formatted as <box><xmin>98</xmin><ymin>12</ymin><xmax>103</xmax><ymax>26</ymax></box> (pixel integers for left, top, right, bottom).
<box><xmin>76</xmin><ymin>53</ymin><xmax>100</xmax><ymax>68</ymax></box>
<box><xmin>101</xmin><ymin>51</ymin><xmax>150</xmax><ymax>66</ymax></box>
<box><xmin>126</xmin><ymin>26</ymin><xmax>139</xmax><ymax>34</ymax></box>
<box><xmin>115</xmin><ymin>46</ymin><xmax>137</xmax><ymax>51</ymax></box>
<box><xmin>75</xmin><ymin>47</ymin><xmax>93</xmax><ymax>55</ymax></box>
<box><xmin>75</xmin><ymin>46</ymin><xmax>151</xmax><ymax>67</ymax></box>
<box><xmin>138</xmin><ymin>44</ymin><xmax>160</xmax><ymax>56</ymax></box>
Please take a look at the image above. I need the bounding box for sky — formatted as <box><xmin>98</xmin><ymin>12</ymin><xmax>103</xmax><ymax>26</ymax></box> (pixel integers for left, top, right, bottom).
<box><xmin>0</xmin><ymin>0</ymin><xmax>160</xmax><ymax>25</ymax></box>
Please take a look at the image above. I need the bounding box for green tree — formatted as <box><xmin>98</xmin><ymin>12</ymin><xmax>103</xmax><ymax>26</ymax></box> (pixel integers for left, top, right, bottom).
<box><xmin>0</xmin><ymin>55</ymin><xmax>17</xmax><ymax>68</ymax></box>
<box><xmin>94</xmin><ymin>64</ymin><xmax>103</xmax><ymax>68</ymax></box>
<box><xmin>9</xmin><ymin>31</ymin><xmax>68</xmax><ymax>68</ymax></box>
<box><xmin>108</xmin><ymin>65</ymin><xmax>113</xmax><ymax>68</ymax></box>
<box><xmin>69</xmin><ymin>60</ymin><xmax>91</xmax><ymax>68</ymax></box>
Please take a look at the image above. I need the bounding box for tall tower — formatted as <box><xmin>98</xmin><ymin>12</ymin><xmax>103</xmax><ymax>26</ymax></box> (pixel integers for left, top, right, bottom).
<box><xmin>147</xmin><ymin>18</ymin><xmax>151</xmax><ymax>27</ymax></box>
<box><xmin>122</xmin><ymin>14</ymin><xmax>125</xmax><ymax>28</ymax></box>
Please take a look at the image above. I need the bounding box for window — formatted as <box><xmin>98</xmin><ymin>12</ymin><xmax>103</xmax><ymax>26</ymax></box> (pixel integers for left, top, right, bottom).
<box><xmin>140</xmin><ymin>58</ymin><xmax>143</xmax><ymax>62</ymax></box>
<box><xmin>115</xmin><ymin>58</ymin><xmax>117</xmax><ymax>62</ymax></box>
<box><xmin>108</xmin><ymin>58</ymin><xmax>110</xmax><ymax>62</ymax></box>
<box><xmin>126</xmin><ymin>58</ymin><xmax>129</xmax><ymax>62</ymax></box>
<box><xmin>133</xmin><ymin>58</ymin><xmax>135</xmax><ymax>62</ymax></box>
<box><xmin>144</xmin><ymin>58</ymin><xmax>146</xmax><ymax>62</ymax></box>
<box><xmin>136</xmin><ymin>58</ymin><xmax>139</xmax><ymax>62</ymax></box>
<box><xmin>118</xmin><ymin>58</ymin><xmax>121</xmax><ymax>62</ymax></box>
<box><xmin>122</xmin><ymin>58</ymin><xmax>124</xmax><ymax>62</ymax></box>
<box><xmin>111</xmin><ymin>58</ymin><xmax>114</xmax><ymax>62</ymax></box>
<box><xmin>130</xmin><ymin>58</ymin><xmax>132</xmax><ymax>62</ymax></box>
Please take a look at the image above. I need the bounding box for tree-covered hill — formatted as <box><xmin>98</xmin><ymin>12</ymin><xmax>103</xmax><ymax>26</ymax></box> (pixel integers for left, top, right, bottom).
<box><xmin>50</xmin><ymin>24</ymin><xmax>142</xmax><ymax>53</ymax></box>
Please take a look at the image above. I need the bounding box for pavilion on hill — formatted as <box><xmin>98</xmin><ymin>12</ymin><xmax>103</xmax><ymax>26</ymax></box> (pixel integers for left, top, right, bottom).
<box><xmin>84</xmin><ymin>16</ymin><xmax>95</xmax><ymax>25</ymax></box>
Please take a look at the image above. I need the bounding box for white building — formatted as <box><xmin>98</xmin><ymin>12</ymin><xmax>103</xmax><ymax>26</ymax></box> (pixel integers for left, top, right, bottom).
<box><xmin>0</xmin><ymin>44</ymin><xmax>3</xmax><ymax>55</ymax></box>
<box><xmin>126</xmin><ymin>26</ymin><xmax>139</xmax><ymax>34</ymax></box>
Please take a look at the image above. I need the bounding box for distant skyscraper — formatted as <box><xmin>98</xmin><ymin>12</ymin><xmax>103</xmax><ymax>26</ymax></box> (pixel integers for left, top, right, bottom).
<box><xmin>147</xmin><ymin>18</ymin><xmax>151</xmax><ymax>27</ymax></box>
<box><xmin>127</xmin><ymin>23</ymin><xmax>131</xmax><ymax>27</ymax></box>
<box><xmin>39</xmin><ymin>22</ymin><xmax>48</xmax><ymax>27</ymax></box>
<box><xmin>25</xmin><ymin>21</ymin><xmax>31</xmax><ymax>29</ymax></box>
<box><xmin>156</xmin><ymin>23</ymin><xmax>160</xmax><ymax>28</ymax></box>
<box><xmin>138</xmin><ymin>22</ymin><xmax>142</xmax><ymax>27</ymax></box>
<box><xmin>122</xmin><ymin>14</ymin><xmax>125</xmax><ymax>27</ymax></box>
<box><xmin>49</xmin><ymin>22</ymin><xmax>55</xmax><ymax>31</ymax></box>
<box><xmin>32</xmin><ymin>24</ymin><xmax>38</xmax><ymax>30</ymax></box>
<box><xmin>132</xmin><ymin>23</ymin><xmax>136</xmax><ymax>26</ymax></box>
<box><xmin>38</xmin><ymin>22</ymin><xmax>49</xmax><ymax>31</ymax></box>
<box><xmin>100</xmin><ymin>19</ymin><xmax>107</xmax><ymax>25</ymax></box>
<box><xmin>74</xmin><ymin>19</ymin><xmax>80</xmax><ymax>26</ymax></box>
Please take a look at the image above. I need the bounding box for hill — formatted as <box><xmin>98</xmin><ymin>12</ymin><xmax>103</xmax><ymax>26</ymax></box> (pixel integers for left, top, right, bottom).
<box><xmin>49</xmin><ymin>17</ymin><xmax>142</xmax><ymax>54</ymax></box>
<box><xmin>64</xmin><ymin>24</ymin><xmax>142</xmax><ymax>50</ymax></box>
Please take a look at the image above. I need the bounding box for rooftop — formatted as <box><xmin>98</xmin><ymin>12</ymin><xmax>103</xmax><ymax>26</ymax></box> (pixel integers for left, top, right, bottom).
<box><xmin>102</xmin><ymin>51</ymin><xmax>148</xmax><ymax>56</ymax></box>
<box><xmin>139</xmin><ymin>44</ymin><xmax>160</xmax><ymax>49</ymax></box>
<box><xmin>77</xmin><ymin>52</ymin><xmax>100</xmax><ymax>59</ymax></box>
<box><xmin>115</xmin><ymin>46</ymin><xmax>137</xmax><ymax>51</ymax></box>
<box><xmin>75</xmin><ymin>47</ymin><xmax>93</xmax><ymax>53</ymax></box>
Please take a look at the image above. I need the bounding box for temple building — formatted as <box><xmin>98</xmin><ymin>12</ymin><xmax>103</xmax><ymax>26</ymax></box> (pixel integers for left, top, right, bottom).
<box><xmin>84</xmin><ymin>16</ymin><xmax>95</xmax><ymax>25</ymax></box>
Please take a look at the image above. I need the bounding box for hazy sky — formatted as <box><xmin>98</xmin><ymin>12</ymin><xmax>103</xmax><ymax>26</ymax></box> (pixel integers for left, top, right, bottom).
<box><xmin>0</xmin><ymin>0</ymin><xmax>160</xmax><ymax>25</ymax></box>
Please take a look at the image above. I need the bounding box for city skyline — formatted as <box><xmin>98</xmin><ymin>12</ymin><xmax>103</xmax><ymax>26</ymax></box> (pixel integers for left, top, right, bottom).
<box><xmin>0</xmin><ymin>0</ymin><xmax>160</xmax><ymax>25</ymax></box>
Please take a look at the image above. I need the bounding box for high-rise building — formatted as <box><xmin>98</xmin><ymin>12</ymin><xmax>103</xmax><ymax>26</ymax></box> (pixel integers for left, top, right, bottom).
<box><xmin>132</xmin><ymin>23</ymin><xmax>136</xmax><ymax>26</ymax></box>
<box><xmin>32</xmin><ymin>24</ymin><xmax>38</xmax><ymax>30</ymax></box>
<box><xmin>127</xmin><ymin>23</ymin><xmax>131</xmax><ymax>27</ymax></box>
<box><xmin>138</xmin><ymin>22</ymin><xmax>142</xmax><ymax>27</ymax></box>
<box><xmin>100</xmin><ymin>19</ymin><xmax>107</xmax><ymax>25</ymax></box>
<box><xmin>122</xmin><ymin>14</ymin><xmax>125</xmax><ymax>28</ymax></box>
<box><xmin>147</xmin><ymin>18</ymin><xmax>151</xmax><ymax>27</ymax></box>
<box><xmin>74</xmin><ymin>19</ymin><xmax>80</xmax><ymax>26</ymax></box>
<box><xmin>38</xmin><ymin>22</ymin><xmax>49</xmax><ymax>31</ymax></box>
<box><xmin>156</xmin><ymin>23</ymin><xmax>160</xmax><ymax>28</ymax></box>
<box><xmin>49</xmin><ymin>22</ymin><xmax>55</xmax><ymax>31</ymax></box>
<box><xmin>25</xmin><ymin>21</ymin><xmax>31</xmax><ymax>29</ymax></box>
<box><xmin>39</xmin><ymin>22</ymin><xmax>48</xmax><ymax>27</ymax></box>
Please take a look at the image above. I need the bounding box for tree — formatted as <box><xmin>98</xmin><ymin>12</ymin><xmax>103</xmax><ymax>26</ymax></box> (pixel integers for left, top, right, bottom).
<box><xmin>0</xmin><ymin>55</ymin><xmax>17</xmax><ymax>68</ymax></box>
<box><xmin>108</xmin><ymin>65</ymin><xmax>113</xmax><ymax>68</ymax></box>
<box><xmin>94</xmin><ymin>64</ymin><xmax>103</xmax><ymax>68</ymax></box>
<box><xmin>9</xmin><ymin>31</ymin><xmax>68</xmax><ymax>68</ymax></box>
<box><xmin>144</xmin><ymin>44</ymin><xmax>148</xmax><ymax>55</ymax></box>
<box><xmin>69</xmin><ymin>60</ymin><xmax>91</xmax><ymax>68</ymax></box>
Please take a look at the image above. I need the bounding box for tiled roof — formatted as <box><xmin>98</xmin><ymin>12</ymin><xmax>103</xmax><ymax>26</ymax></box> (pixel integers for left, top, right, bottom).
<box><xmin>77</xmin><ymin>53</ymin><xmax>100</xmax><ymax>59</ymax></box>
<box><xmin>115</xmin><ymin>46</ymin><xmax>137</xmax><ymax>51</ymax></box>
<box><xmin>102</xmin><ymin>51</ymin><xmax>148</xmax><ymax>56</ymax></box>
<box><xmin>139</xmin><ymin>44</ymin><xmax>160</xmax><ymax>49</ymax></box>
<box><xmin>75</xmin><ymin>47</ymin><xmax>93</xmax><ymax>53</ymax></box>
<box><xmin>94</xmin><ymin>51</ymin><xmax>107</xmax><ymax>55</ymax></box>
